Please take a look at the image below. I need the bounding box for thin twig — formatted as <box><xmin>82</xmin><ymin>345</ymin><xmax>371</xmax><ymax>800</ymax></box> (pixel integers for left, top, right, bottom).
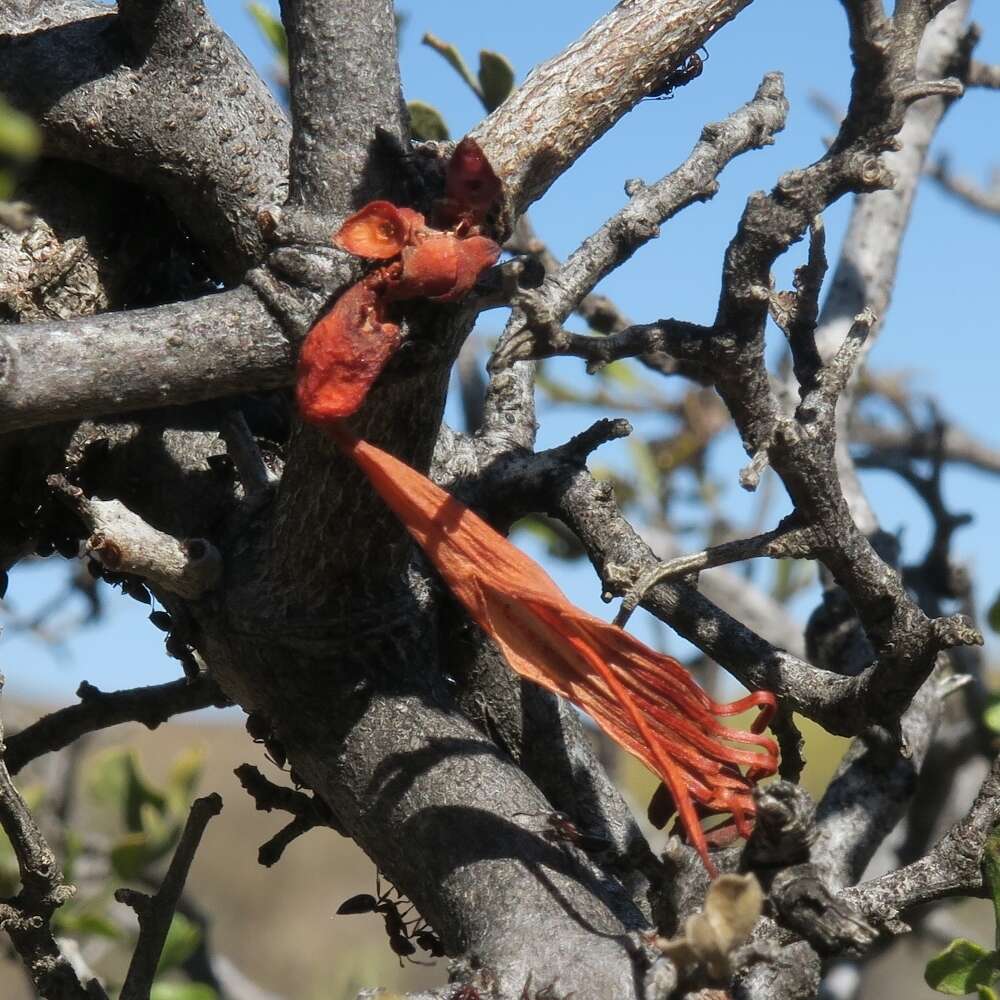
<box><xmin>5</xmin><ymin>675</ymin><xmax>229</xmax><ymax>776</ymax></box>
<box><xmin>116</xmin><ymin>793</ymin><xmax>223</xmax><ymax>1000</ymax></box>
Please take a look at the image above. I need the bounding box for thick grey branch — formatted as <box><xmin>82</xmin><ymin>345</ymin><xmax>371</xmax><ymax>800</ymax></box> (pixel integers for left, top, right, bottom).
<box><xmin>0</xmin><ymin>1</ymin><xmax>289</xmax><ymax>281</ymax></box>
<box><xmin>281</xmin><ymin>0</ymin><xmax>403</xmax><ymax>217</ymax></box>
<box><xmin>0</xmin><ymin>287</ymin><xmax>293</xmax><ymax>433</ymax></box>
<box><xmin>473</xmin><ymin>0</ymin><xmax>756</xmax><ymax>215</ymax></box>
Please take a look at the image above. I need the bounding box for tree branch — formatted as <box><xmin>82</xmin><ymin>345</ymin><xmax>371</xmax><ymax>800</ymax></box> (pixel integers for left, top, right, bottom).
<box><xmin>116</xmin><ymin>793</ymin><xmax>224</xmax><ymax>1000</ymax></box>
<box><xmin>281</xmin><ymin>0</ymin><xmax>403</xmax><ymax>217</ymax></box>
<box><xmin>473</xmin><ymin>0</ymin><xmax>757</xmax><ymax>216</ymax></box>
<box><xmin>0</xmin><ymin>691</ymin><xmax>107</xmax><ymax>999</ymax></box>
<box><xmin>491</xmin><ymin>72</ymin><xmax>789</xmax><ymax>370</ymax></box>
<box><xmin>841</xmin><ymin>754</ymin><xmax>1000</xmax><ymax>926</ymax></box>
<box><xmin>4</xmin><ymin>675</ymin><xmax>228</xmax><ymax>776</ymax></box>
<box><xmin>0</xmin><ymin>287</ymin><xmax>293</xmax><ymax>433</ymax></box>
<box><xmin>0</xmin><ymin>0</ymin><xmax>289</xmax><ymax>281</ymax></box>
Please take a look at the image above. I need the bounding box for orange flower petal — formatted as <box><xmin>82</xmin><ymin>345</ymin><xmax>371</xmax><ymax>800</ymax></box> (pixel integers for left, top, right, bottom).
<box><xmin>334</xmin><ymin>201</ymin><xmax>416</xmax><ymax>260</ymax></box>
<box><xmin>296</xmin><ymin>282</ymin><xmax>401</xmax><ymax>421</ymax></box>
<box><xmin>390</xmin><ymin>236</ymin><xmax>460</xmax><ymax>300</ymax></box>
<box><xmin>326</xmin><ymin>427</ymin><xmax>779</xmax><ymax>873</ymax></box>
<box><xmin>431</xmin><ymin>235</ymin><xmax>501</xmax><ymax>302</ymax></box>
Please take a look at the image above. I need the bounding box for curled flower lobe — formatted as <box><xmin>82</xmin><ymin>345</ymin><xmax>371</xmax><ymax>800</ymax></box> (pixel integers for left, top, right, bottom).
<box><xmin>334</xmin><ymin>201</ymin><xmax>425</xmax><ymax>260</ymax></box>
<box><xmin>326</xmin><ymin>426</ymin><xmax>779</xmax><ymax>873</ymax></box>
<box><xmin>296</xmin><ymin>283</ymin><xmax>401</xmax><ymax>422</ymax></box>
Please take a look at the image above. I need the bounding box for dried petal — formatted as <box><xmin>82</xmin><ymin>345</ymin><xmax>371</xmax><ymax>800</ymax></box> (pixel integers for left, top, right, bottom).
<box><xmin>334</xmin><ymin>201</ymin><xmax>422</xmax><ymax>260</ymax></box>
<box><xmin>445</xmin><ymin>137</ymin><xmax>502</xmax><ymax>219</ymax></box>
<box><xmin>431</xmin><ymin>235</ymin><xmax>501</xmax><ymax>302</ymax></box>
<box><xmin>389</xmin><ymin>236</ymin><xmax>460</xmax><ymax>300</ymax></box>
<box><xmin>296</xmin><ymin>281</ymin><xmax>401</xmax><ymax>421</ymax></box>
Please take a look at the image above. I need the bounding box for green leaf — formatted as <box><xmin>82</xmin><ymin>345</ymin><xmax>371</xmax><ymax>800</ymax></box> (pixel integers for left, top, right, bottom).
<box><xmin>88</xmin><ymin>749</ymin><xmax>167</xmax><ymax>833</ymax></box>
<box><xmin>978</xmin><ymin>987</ymin><xmax>1000</xmax><ymax>1000</ymax></box>
<box><xmin>983</xmin><ymin>825</ymin><xmax>1000</xmax><ymax>950</ymax></box>
<box><xmin>925</xmin><ymin>939</ymin><xmax>999</xmax><ymax>995</ymax></box>
<box><xmin>53</xmin><ymin>909</ymin><xmax>122</xmax><ymax>941</ymax></box>
<box><xmin>150</xmin><ymin>983</ymin><xmax>218</xmax><ymax>1000</ymax></box>
<box><xmin>422</xmin><ymin>33</ymin><xmax>483</xmax><ymax>101</ymax></box>
<box><xmin>408</xmin><ymin>101</ymin><xmax>450</xmax><ymax>142</ymax></box>
<box><xmin>984</xmin><ymin>697</ymin><xmax>1000</xmax><ymax>737</ymax></box>
<box><xmin>157</xmin><ymin>913</ymin><xmax>202</xmax><ymax>974</ymax></box>
<box><xmin>0</xmin><ymin>98</ymin><xmax>40</xmax><ymax>159</ymax></box>
<box><xmin>598</xmin><ymin>360</ymin><xmax>642</xmax><ymax>390</ymax></box>
<box><xmin>478</xmin><ymin>50</ymin><xmax>515</xmax><ymax>111</ymax></box>
<box><xmin>246</xmin><ymin>3</ymin><xmax>287</xmax><ymax>58</ymax></box>
<box><xmin>110</xmin><ymin>804</ymin><xmax>182</xmax><ymax>879</ymax></box>
<box><xmin>165</xmin><ymin>748</ymin><xmax>204</xmax><ymax>817</ymax></box>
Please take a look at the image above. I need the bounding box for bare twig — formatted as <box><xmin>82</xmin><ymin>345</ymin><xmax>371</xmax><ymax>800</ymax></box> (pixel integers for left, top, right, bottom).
<box><xmin>5</xmin><ymin>676</ymin><xmax>228</xmax><ymax>776</ymax></box>
<box><xmin>49</xmin><ymin>476</ymin><xmax>223</xmax><ymax>599</ymax></box>
<box><xmin>219</xmin><ymin>409</ymin><xmax>276</xmax><ymax>498</ymax></box>
<box><xmin>841</xmin><ymin>754</ymin><xmax>1000</xmax><ymax>926</ymax></box>
<box><xmin>611</xmin><ymin>522</ymin><xmax>814</xmax><ymax>627</ymax></box>
<box><xmin>927</xmin><ymin>155</ymin><xmax>1000</xmax><ymax>215</ymax></box>
<box><xmin>490</xmin><ymin>73</ymin><xmax>789</xmax><ymax>370</ymax></box>
<box><xmin>968</xmin><ymin>59</ymin><xmax>1000</xmax><ymax>89</ymax></box>
<box><xmin>116</xmin><ymin>793</ymin><xmax>223</xmax><ymax>1000</ymax></box>
<box><xmin>0</xmin><ymin>689</ymin><xmax>106</xmax><ymax>999</ymax></box>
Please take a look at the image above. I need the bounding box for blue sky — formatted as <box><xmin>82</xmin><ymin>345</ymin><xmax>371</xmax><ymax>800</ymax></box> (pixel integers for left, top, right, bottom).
<box><xmin>4</xmin><ymin>0</ymin><xmax>999</xmax><ymax>706</ymax></box>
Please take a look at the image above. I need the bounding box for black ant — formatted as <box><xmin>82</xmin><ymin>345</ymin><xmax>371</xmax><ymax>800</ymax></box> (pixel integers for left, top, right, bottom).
<box><xmin>646</xmin><ymin>47</ymin><xmax>709</xmax><ymax>101</ymax></box>
<box><xmin>513</xmin><ymin>810</ymin><xmax>611</xmax><ymax>853</ymax></box>
<box><xmin>245</xmin><ymin>712</ymin><xmax>288</xmax><ymax>771</ymax></box>
<box><xmin>336</xmin><ymin>872</ymin><xmax>443</xmax><ymax>965</ymax></box>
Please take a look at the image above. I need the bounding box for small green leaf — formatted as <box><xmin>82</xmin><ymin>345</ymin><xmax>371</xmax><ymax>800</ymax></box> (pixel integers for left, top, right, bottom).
<box><xmin>408</xmin><ymin>101</ymin><xmax>450</xmax><ymax>141</ymax></box>
<box><xmin>246</xmin><ymin>3</ymin><xmax>287</xmax><ymax>59</ymax></box>
<box><xmin>925</xmin><ymin>939</ymin><xmax>999</xmax><ymax>995</ymax></box>
<box><xmin>422</xmin><ymin>33</ymin><xmax>483</xmax><ymax>101</ymax></box>
<box><xmin>110</xmin><ymin>805</ymin><xmax>182</xmax><ymax>879</ymax></box>
<box><xmin>985</xmin><ymin>697</ymin><xmax>1000</xmax><ymax>737</ymax></box>
<box><xmin>88</xmin><ymin>749</ymin><xmax>168</xmax><ymax>833</ymax></box>
<box><xmin>0</xmin><ymin>98</ymin><xmax>40</xmax><ymax>160</ymax></box>
<box><xmin>53</xmin><ymin>910</ymin><xmax>122</xmax><ymax>941</ymax></box>
<box><xmin>598</xmin><ymin>360</ymin><xmax>642</xmax><ymax>390</ymax></box>
<box><xmin>978</xmin><ymin>986</ymin><xmax>1000</xmax><ymax>1000</ymax></box>
<box><xmin>157</xmin><ymin>913</ymin><xmax>202</xmax><ymax>974</ymax></box>
<box><xmin>165</xmin><ymin>748</ymin><xmax>204</xmax><ymax>817</ymax></box>
<box><xmin>478</xmin><ymin>50</ymin><xmax>515</xmax><ymax>111</ymax></box>
<box><xmin>150</xmin><ymin>983</ymin><xmax>218</xmax><ymax>1000</ymax></box>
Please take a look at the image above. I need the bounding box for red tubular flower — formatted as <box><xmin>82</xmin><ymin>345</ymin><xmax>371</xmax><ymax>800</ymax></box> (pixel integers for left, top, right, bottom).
<box><xmin>324</xmin><ymin>425</ymin><xmax>779</xmax><ymax>874</ymax></box>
